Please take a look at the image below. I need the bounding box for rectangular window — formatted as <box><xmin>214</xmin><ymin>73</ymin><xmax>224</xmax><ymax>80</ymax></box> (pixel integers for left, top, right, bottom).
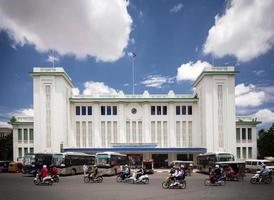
<box><xmin>126</xmin><ymin>121</ymin><xmax>130</xmax><ymax>143</ymax></box>
<box><xmin>242</xmin><ymin>147</ymin><xmax>247</xmax><ymax>159</ymax></box>
<box><xmin>113</xmin><ymin>121</ymin><xmax>118</xmax><ymax>143</ymax></box>
<box><xmin>248</xmin><ymin>147</ymin><xmax>252</xmax><ymax>158</ymax></box>
<box><xmin>151</xmin><ymin>106</ymin><xmax>155</xmax><ymax>115</ymax></box>
<box><xmin>176</xmin><ymin>106</ymin><xmax>180</xmax><ymax>115</ymax></box>
<box><xmin>18</xmin><ymin>148</ymin><xmax>22</xmax><ymax>158</ymax></box>
<box><xmin>236</xmin><ymin>128</ymin><xmax>240</xmax><ymax>141</ymax></box>
<box><xmin>248</xmin><ymin>128</ymin><xmax>252</xmax><ymax>140</ymax></box>
<box><xmin>24</xmin><ymin>128</ymin><xmax>28</xmax><ymax>143</ymax></box>
<box><xmin>76</xmin><ymin>106</ymin><xmax>80</xmax><ymax>115</ymax></box>
<box><xmin>163</xmin><ymin>106</ymin><xmax>167</xmax><ymax>115</ymax></box>
<box><xmin>29</xmin><ymin>148</ymin><xmax>34</xmax><ymax>154</ymax></box>
<box><xmin>182</xmin><ymin>121</ymin><xmax>187</xmax><ymax>147</ymax></box>
<box><xmin>182</xmin><ymin>106</ymin><xmax>186</xmax><ymax>115</ymax></box>
<box><xmin>107</xmin><ymin>121</ymin><xmax>111</xmax><ymax>146</ymax></box>
<box><xmin>157</xmin><ymin>106</ymin><xmax>161</xmax><ymax>115</ymax></box>
<box><xmin>82</xmin><ymin>121</ymin><xmax>86</xmax><ymax>147</ymax></box>
<box><xmin>188</xmin><ymin>106</ymin><xmax>192</xmax><ymax>115</ymax></box>
<box><xmin>107</xmin><ymin>106</ymin><xmax>111</xmax><ymax>115</ymax></box>
<box><xmin>88</xmin><ymin>106</ymin><xmax>92</xmax><ymax>115</ymax></box>
<box><xmin>82</xmin><ymin>106</ymin><xmax>86</xmax><ymax>115</ymax></box>
<box><xmin>18</xmin><ymin>128</ymin><xmax>22</xmax><ymax>143</ymax></box>
<box><xmin>24</xmin><ymin>147</ymin><xmax>28</xmax><ymax>155</ymax></box>
<box><xmin>176</xmin><ymin>121</ymin><xmax>181</xmax><ymax>147</ymax></box>
<box><xmin>113</xmin><ymin>106</ymin><xmax>117</xmax><ymax>115</ymax></box>
<box><xmin>151</xmin><ymin>121</ymin><xmax>155</xmax><ymax>142</ymax></box>
<box><xmin>157</xmin><ymin>121</ymin><xmax>161</xmax><ymax>145</ymax></box>
<box><xmin>76</xmin><ymin>121</ymin><xmax>80</xmax><ymax>147</ymax></box>
<box><xmin>242</xmin><ymin>128</ymin><xmax>246</xmax><ymax>140</ymax></box>
<box><xmin>188</xmin><ymin>121</ymin><xmax>192</xmax><ymax>147</ymax></box>
<box><xmin>138</xmin><ymin>121</ymin><xmax>142</xmax><ymax>143</ymax></box>
<box><xmin>132</xmin><ymin>121</ymin><xmax>137</xmax><ymax>142</ymax></box>
<box><xmin>88</xmin><ymin>121</ymin><xmax>92</xmax><ymax>147</ymax></box>
<box><xmin>163</xmin><ymin>121</ymin><xmax>167</xmax><ymax>147</ymax></box>
<box><xmin>29</xmin><ymin>128</ymin><xmax>34</xmax><ymax>143</ymax></box>
<box><xmin>237</xmin><ymin>147</ymin><xmax>241</xmax><ymax>159</ymax></box>
<box><xmin>101</xmin><ymin>106</ymin><xmax>105</xmax><ymax>115</ymax></box>
<box><xmin>101</xmin><ymin>121</ymin><xmax>106</xmax><ymax>147</ymax></box>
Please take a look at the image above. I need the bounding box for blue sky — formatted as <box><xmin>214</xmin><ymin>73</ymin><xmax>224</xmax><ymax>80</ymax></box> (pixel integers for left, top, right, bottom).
<box><xmin>0</xmin><ymin>0</ymin><xmax>274</xmax><ymax>129</ymax></box>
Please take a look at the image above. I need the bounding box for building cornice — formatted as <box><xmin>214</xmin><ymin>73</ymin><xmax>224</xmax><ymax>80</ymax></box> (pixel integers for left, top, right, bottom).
<box><xmin>193</xmin><ymin>71</ymin><xmax>239</xmax><ymax>87</ymax></box>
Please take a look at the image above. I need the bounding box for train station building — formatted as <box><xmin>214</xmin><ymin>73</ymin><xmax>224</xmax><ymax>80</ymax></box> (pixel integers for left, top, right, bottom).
<box><xmin>12</xmin><ymin>66</ymin><xmax>260</xmax><ymax>167</ymax></box>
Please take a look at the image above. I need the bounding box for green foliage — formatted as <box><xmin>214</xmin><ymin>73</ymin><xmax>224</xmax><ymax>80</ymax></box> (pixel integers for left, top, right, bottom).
<box><xmin>0</xmin><ymin>133</ymin><xmax>13</xmax><ymax>160</ymax></box>
<box><xmin>257</xmin><ymin>123</ymin><xmax>274</xmax><ymax>158</ymax></box>
<box><xmin>10</xmin><ymin>116</ymin><xmax>16</xmax><ymax>124</ymax></box>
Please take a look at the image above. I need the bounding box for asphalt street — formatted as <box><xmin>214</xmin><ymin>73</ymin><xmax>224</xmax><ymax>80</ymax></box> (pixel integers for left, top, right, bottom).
<box><xmin>0</xmin><ymin>172</ymin><xmax>273</xmax><ymax>200</ymax></box>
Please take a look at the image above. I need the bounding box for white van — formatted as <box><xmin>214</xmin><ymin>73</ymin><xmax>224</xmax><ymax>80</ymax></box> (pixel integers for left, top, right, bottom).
<box><xmin>245</xmin><ymin>159</ymin><xmax>273</xmax><ymax>173</ymax></box>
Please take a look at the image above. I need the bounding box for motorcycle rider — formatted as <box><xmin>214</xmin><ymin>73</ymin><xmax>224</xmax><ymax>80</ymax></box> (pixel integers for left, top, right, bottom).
<box><xmin>211</xmin><ymin>165</ymin><xmax>222</xmax><ymax>184</ymax></box>
<box><xmin>170</xmin><ymin>167</ymin><xmax>183</xmax><ymax>187</ymax></box>
<box><xmin>135</xmin><ymin>166</ymin><xmax>145</xmax><ymax>181</ymax></box>
<box><xmin>121</xmin><ymin>164</ymin><xmax>131</xmax><ymax>180</ymax></box>
<box><xmin>89</xmin><ymin>165</ymin><xmax>98</xmax><ymax>179</ymax></box>
<box><xmin>259</xmin><ymin>164</ymin><xmax>270</xmax><ymax>181</ymax></box>
<box><xmin>41</xmin><ymin>165</ymin><xmax>49</xmax><ymax>183</ymax></box>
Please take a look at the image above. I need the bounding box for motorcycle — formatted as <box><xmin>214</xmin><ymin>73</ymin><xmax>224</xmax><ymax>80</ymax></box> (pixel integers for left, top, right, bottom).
<box><xmin>33</xmin><ymin>173</ymin><xmax>53</xmax><ymax>186</ymax></box>
<box><xmin>204</xmin><ymin>174</ymin><xmax>226</xmax><ymax>186</ymax></box>
<box><xmin>84</xmin><ymin>174</ymin><xmax>103</xmax><ymax>183</ymax></box>
<box><xmin>116</xmin><ymin>172</ymin><xmax>149</xmax><ymax>184</ymax></box>
<box><xmin>250</xmin><ymin>172</ymin><xmax>272</xmax><ymax>184</ymax></box>
<box><xmin>162</xmin><ymin>176</ymin><xmax>186</xmax><ymax>189</ymax></box>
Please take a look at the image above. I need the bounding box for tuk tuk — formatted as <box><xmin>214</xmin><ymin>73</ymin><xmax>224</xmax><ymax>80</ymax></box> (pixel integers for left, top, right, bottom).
<box><xmin>142</xmin><ymin>160</ymin><xmax>154</xmax><ymax>174</ymax></box>
<box><xmin>216</xmin><ymin>161</ymin><xmax>245</xmax><ymax>181</ymax></box>
<box><xmin>8</xmin><ymin>162</ymin><xmax>19</xmax><ymax>173</ymax></box>
<box><xmin>169</xmin><ymin>161</ymin><xmax>194</xmax><ymax>176</ymax></box>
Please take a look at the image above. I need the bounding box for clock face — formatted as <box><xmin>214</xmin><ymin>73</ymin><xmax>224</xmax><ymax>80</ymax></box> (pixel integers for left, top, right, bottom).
<box><xmin>131</xmin><ymin>108</ymin><xmax>137</xmax><ymax>114</ymax></box>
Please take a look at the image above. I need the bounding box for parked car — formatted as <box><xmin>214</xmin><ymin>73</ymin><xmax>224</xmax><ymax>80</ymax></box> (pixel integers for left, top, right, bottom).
<box><xmin>245</xmin><ymin>159</ymin><xmax>273</xmax><ymax>173</ymax></box>
<box><xmin>0</xmin><ymin>161</ymin><xmax>10</xmax><ymax>173</ymax></box>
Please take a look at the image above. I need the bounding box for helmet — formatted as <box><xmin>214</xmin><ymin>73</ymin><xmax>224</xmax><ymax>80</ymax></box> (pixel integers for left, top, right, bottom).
<box><xmin>215</xmin><ymin>165</ymin><xmax>219</xmax><ymax>168</ymax></box>
<box><xmin>181</xmin><ymin>165</ymin><xmax>185</xmax><ymax>168</ymax></box>
<box><xmin>261</xmin><ymin>164</ymin><xmax>266</xmax><ymax>168</ymax></box>
<box><xmin>43</xmin><ymin>165</ymin><xmax>47</xmax><ymax>168</ymax></box>
<box><xmin>125</xmin><ymin>164</ymin><xmax>128</xmax><ymax>167</ymax></box>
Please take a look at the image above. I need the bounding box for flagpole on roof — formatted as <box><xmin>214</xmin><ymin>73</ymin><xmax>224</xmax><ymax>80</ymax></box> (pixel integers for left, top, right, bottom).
<box><xmin>128</xmin><ymin>52</ymin><xmax>136</xmax><ymax>95</ymax></box>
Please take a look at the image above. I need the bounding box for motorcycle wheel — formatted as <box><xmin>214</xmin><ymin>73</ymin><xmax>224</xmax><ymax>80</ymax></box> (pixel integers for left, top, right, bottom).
<box><xmin>84</xmin><ymin>177</ymin><xmax>90</xmax><ymax>183</ymax></box>
<box><xmin>55</xmin><ymin>176</ymin><xmax>59</xmax><ymax>183</ymax></box>
<box><xmin>264</xmin><ymin>177</ymin><xmax>272</xmax><ymax>184</ymax></box>
<box><xmin>204</xmin><ymin>179</ymin><xmax>210</xmax><ymax>186</ymax></box>
<box><xmin>180</xmin><ymin>181</ymin><xmax>186</xmax><ymax>189</ymax></box>
<box><xmin>97</xmin><ymin>176</ymin><xmax>103</xmax><ymax>183</ymax></box>
<box><xmin>116</xmin><ymin>176</ymin><xmax>122</xmax><ymax>183</ymax></box>
<box><xmin>162</xmin><ymin>181</ymin><xmax>169</xmax><ymax>189</ymax></box>
<box><xmin>33</xmin><ymin>179</ymin><xmax>39</xmax><ymax>185</ymax></box>
<box><xmin>47</xmin><ymin>180</ymin><xmax>53</xmax><ymax>186</ymax></box>
<box><xmin>142</xmin><ymin>178</ymin><xmax>149</xmax><ymax>184</ymax></box>
<box><xmin>220</xmin><ymin>180</ymin><xmax>225</xmax><ymax>186</ymax></box>
<box><xmin>250</xmin><ymin>178</ymin><xmax>257</xmax><ymax>184</ymax></box>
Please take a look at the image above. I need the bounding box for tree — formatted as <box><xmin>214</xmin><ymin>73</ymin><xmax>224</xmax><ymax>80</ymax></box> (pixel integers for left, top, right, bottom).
<box><xmin>257</xmin><ymin>123</ymin><xmax>274</xmax><ymax>158</ymax></box>
<box><xmin>0</xmin><ymin>117</ymin><xmax>15</xmax><ymax>160</ymax></box>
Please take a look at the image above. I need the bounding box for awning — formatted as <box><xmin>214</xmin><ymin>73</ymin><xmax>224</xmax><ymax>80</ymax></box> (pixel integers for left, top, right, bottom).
<box><xmin>64</xmin><ymin>147</ymin><xmax>207</xmax><ymax>153</ymax></box>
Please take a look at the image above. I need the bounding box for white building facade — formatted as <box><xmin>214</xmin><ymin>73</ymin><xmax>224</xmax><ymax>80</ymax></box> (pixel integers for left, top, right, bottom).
<box><xmin>12</xmin><ymin>66</ymin><xmax>260</xmax><ymax>165</ymax></box>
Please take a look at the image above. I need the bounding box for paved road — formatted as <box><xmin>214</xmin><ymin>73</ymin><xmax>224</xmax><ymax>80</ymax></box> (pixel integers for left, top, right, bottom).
<box><xmin>0</xmin><ymin>172</ymin><xmax>273</xmax><ymax>200</ymax></box>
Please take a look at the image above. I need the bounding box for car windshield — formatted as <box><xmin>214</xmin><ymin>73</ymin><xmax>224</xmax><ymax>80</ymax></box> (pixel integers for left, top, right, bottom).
<box><xmin>52</xmin><ymin>154</ymin><xmax>64</xmax><ymax>166</ymax></box>
<box><xmin>23</xmin><ymin>154</ymin><xmax>35</xmax><ymax>165</ymax></box>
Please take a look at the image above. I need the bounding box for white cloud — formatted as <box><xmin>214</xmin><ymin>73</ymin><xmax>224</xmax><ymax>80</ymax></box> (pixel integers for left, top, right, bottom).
<box><xmin>72</xmin><ymin>88</ymin><xmax>80</xmax><ymax>96</ymax></box>
<box><xmin>141</xmin><ymin>74</ymin><xmax>175</xmax><ymax>88</ymax></box>
<box><xmin>170</xmin><ymin>3</ymin><xmax>183</xmax><ymax>14</ymax></box>
<box><xmin>83</xmin><ymin>81</ymin><xmax>118</xmax><ymax>96</ymax></box>
<box><xmin>176</xmin><ymin>60</ymin><xmax>212</xmax><ymax>81</ymax></box>
<box><xmin>235</xmin><ymin>83</ymin><xmax>265</xmax><ymax>107</ymax></box>
<box><xmin>0</xmin><ymin>121</ymin><xmax>12</xmax><ymax>128</ymax></box>
<box><xmin>253</xmin><ymin>109</ymin><xmax>274</xmax><ymax>124</ymax></box>
<box><xmin>0</xmin><ymin>0</ymin><xmax>132</xmax><ymax>62</ymax></box>
<box><xmin>203</xmin><ymin>0</ymin><xmax>274</xmax><ymax>62</ymax></box>
<box><xmin>10</xmin><ymin>108</ymin><xmax>34</xmax><ymax>117</ymax></box>
<box><xmin>252</xmin><ymin>70</ymin><xmax>264</xmax><ymax>76</ymax></box>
